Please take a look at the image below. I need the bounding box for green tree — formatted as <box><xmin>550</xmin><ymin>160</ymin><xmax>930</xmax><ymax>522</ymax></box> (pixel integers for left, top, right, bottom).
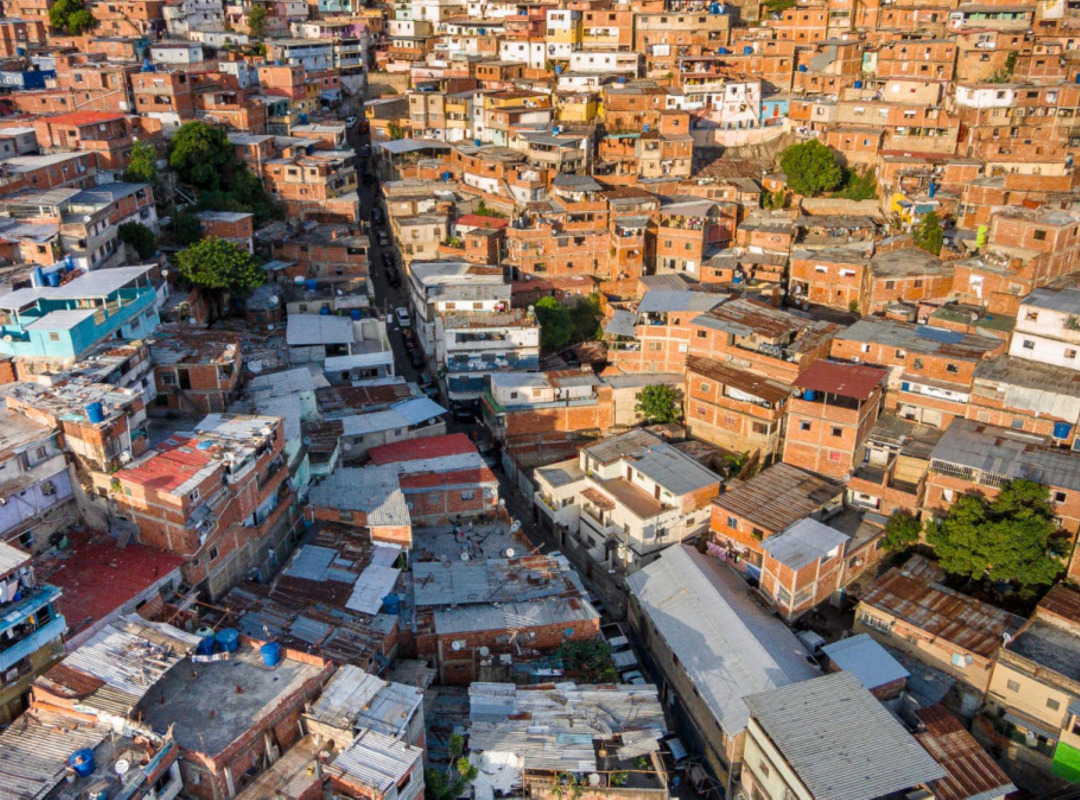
<box><xmin>387</xmin><ymin>122</ymin><xmax>407</xmax><ymax>140</ymax></box>
<box><xmin>172</xmin><ymin>210</ymin><xmax>202</xmax><ymax>246</ymax></box>
<box><xmin>569</xmin><ymin>294</ymin><xmax>602</xmax><ymax>343</ymax></box>
<box><xmin>168</xmin><ymin>121</ymin><xmax>236</xmax><ymax>191</ymax></box>
<box><xmin>912</xmin><ymin>210</ymin><xmax>944</xmax><ymax>256</ymax></box>
<box><xmin>247</xmin><ymin>3</ymin><xmax>268</xmax><ymax>38</ymax></box>
<box><xmin>123</xmin><ymin>140</ymin><xmax>160</xmax><ymax>189</ymax></box>
<box><xmin>926</xmin><ymin>479</ymin><xmax>1065</xmax><ymax>589</ymax></box>
<box><xmin>118</xmin><ymin>221</ymin><xmax>157</xmax><ymax>260</ymax></box>
<box><xmin>636</xmin><ymin>384</ymin><xmax>683</xmax><ymax>424</ymax></box>
<box><xmin>834</xmin><ymin>167</ymin><xmax>877</xmax><ymax>201</ymax></box>
<box><xmin>49</xmin><ymin>0</ymin><xmax>97</xmax><ymax>34</ymax></box>
<box><xmin>534</xmin><ymin>296</ymin><xmax>573</xmax><ymax>350</ymax></box>
<box><xmin>173</xmin><ymin>237</ymin><xmax>264</xmax><ymax>300</ymax></box>
<box><xmin>762</xmin><ymin>0</ymin><xmax>796</xmax><ymax>13</ymax></box>
<box><xmin>882</xmin><ymin>510</ymin><xmax>922</xmax><ymax>553</ymax></box>
<box><xmin>779</xmin><ymin>140</ymin><xmax>843</xmax><ymax>197</ymax></box>
<box><xmin>425</xmin><ymin>735</ymin><xmax>477</xmax><ymax>800</ymax></box>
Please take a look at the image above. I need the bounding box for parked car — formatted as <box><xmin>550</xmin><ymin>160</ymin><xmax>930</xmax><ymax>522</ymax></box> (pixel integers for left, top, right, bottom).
<box><xmin>381</xmin><ymin>251</ymin><xmax>394</xmax><ymax>267</ymax></box>
<box><xmin>419</xmin><ymin>376</ymin><xmax>439</xmax><ymax>397</ymax></box>
<box><xmin>358</xmin><ymin>144</ymin><xmax>372</xmax><ymax>158</ymax></box>
<box><xmin>620</xmin><ymin>670</ymin><xmax>644</xmax><ymax>682</ymax></box>
<box><xmin>378</xmin><ymin>231</ymin><xmax>390</xmax><ymax>247</ymax></box>
<box><xmin>452</xmin><ymin>405</ymin><xmax>475</xmax><ymax>423</ymax></box>
<box><xmin>387</xmin><ymin>269</ymin><xmax>401</xmax><ymax>288</ymax></box>
<box><xmin>371</xmin><ymin>207</ymin><xmax>384</xmax><ymax>225</ymax></box>
<box><xmin>410</xmin><ymin>349</ymin><xmax>425</xmax><ymax>369</ymax></box>
<box><xmin>345</xmin><ymin>116</ymin><xmax>357</xmax><ymax>128</ymax></box>
<box><xmin>395</xmin><ymin>306</ymin><xmax>411</xmax><ymax>327</ymax></box>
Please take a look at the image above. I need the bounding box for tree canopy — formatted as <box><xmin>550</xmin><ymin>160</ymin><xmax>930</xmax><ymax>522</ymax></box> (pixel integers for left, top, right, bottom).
<box><xmin>926</xmin><ymin>479</ymin><xmax>1065</xmax><ymax>590</ymax></box>
<box><xmin>778</xmin><ymin>140</ymin><xmax>843</xmax><ymax>197</ymax></box>
<box><xmin>913</xmin><ymin>210</ymin><xmax>945</xmax><ymax>256</ymax></box>
<box><xmin>49</xmin><ymin>0</ymin><xmax>97</xmax><ymax>34</ymax></box>
<box><xmin>247</xmin><ymin>3</ymin><xmax>268</xmax><ymax>38</ymax></box>
<box><xmin>425</xmin><ymin>735</ymin><xmax>477</xmax><ymax>800</ymax></box>
<box><xmin>123</xmin><ymin>140</ymin><xmax>160</xmax><ymax>189</ymax></box>
<box><xmin>636</xmin><ymin>384</ymin><xmax>683</xmax><ymax>424</ymax></box>
<box><xmin>882</xmin><ymin>509</ymin><xmax>921</xmax><ymax>553</ymax></box>
<box><xmin>534</xmin><ymin>296</ymin><xmax>573</xmax><ymax>350</ymax></box>
<box><xmin>167</xmin><ymin>121</ymin><xmax>237</xmax><ymax>191</ymax></box>
<box><xmin>173</xmin><ymin>237</ymin><xmax>264</xmax><ymax>297</ymax></box>
<box><xmin>118</xmin><ymin>222</ymin><xmax>157</xmax><ymax>260</ymax></box>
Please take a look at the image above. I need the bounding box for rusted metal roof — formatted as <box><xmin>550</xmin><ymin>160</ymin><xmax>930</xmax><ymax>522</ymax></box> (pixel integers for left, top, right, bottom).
<box><xmin>714</xmin><ymin>463</ymin><xmax>844</xmax><ymax>534</ymax></box>
<box><xmin>686</xmin><ymin>355</ymin><xmax>791</xmax><ymax>405</ymax></box>
<box><xmin>859</xmin><ymin>555</ymin><xmax>1026</xmax><ymax>658</ymax></box>
<box><xmin>581</xmin><ymin>487</ymin><xmax>615</xmax><ymax>512</ymax></box>
<box><xmin>913</xmin><ymin>705</ymin><xmax>1016</xmax><ymax>800</ymax></box>
<box><xmin>1035</xmin><ymin>584</ymin><xmax>1080</xmax><ymax>627</ymax></box>
<box><xmin>794</xmin><ymin>360</ymin><xmax>887</xmax><ymax>401</ymax></box>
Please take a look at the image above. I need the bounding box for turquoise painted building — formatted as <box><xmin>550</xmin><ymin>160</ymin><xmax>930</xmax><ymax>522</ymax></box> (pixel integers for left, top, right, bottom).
<box><xmin>0</xmin><ymin>265</ymin><xmax>160</xmax><ymax>363</ymax></box>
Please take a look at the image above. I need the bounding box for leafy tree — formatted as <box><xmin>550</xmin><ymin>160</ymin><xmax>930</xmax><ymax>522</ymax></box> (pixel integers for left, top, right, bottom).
<box><xmin>926</xmin><ymin>479</ymin><xmax>1065</xmax><ymax>589</ymax></box>
<box><xmin>118</xmin><ymin>221</ymin><xmax>157</xmax><ymax>260</ymax></box>
<box><xmin>425</xmin><ymin>735</ymin><xmax>477</xmax><ymax>800</ymax></box>
<box><xmin>912</xmin><ymin>210</ymin><xmax>944</xmax><ymax>256</ymax></box>
<box><xmin>834</xmin><ymin>167</ymin><xmax>877</xmax><ymax>201</ymax></box>
<box><xmin>387</xmin><ymin>122</ymin><xmax>407</xmax><ymax>140</ymax></box>
<box><xmin>167</xmin><ymin>121</ymin><xmax>236</xmax><ymax>191</ymax></box>
<box><xmin>172</xmin><ymin>210</ymin><xmax>202</xmax><ymax>246</ymax></box>
<box><xmin>173</xmin><ymin>237</ymin><xmax>264</xmax><ymax>299</ymax></box>
<box><xmin>49</xmin><ymin>0</ymin><xmax>97</xmax><ymax>34</ymax></box>
<box><xmin>636</xmin><ymin>384</ymin><xmax>683</xmax><ymax>424</ymax></box>
<box><xmin>247</xmin><ymin>3</ymin><xmax>268</xmax><ymax>38</ymax></box>
<box><xmin>762</xmin><ymin>0</ymin><xmax>796</xmax><ymax>13</ymax></box>
<box><xmin>778</xmin><ymin>140</ymin><xmax>843</xmax><ymax>197</ymax></box>
<box><xmin>123</xmin><ymin>140</ymin><xmax>160</xmax><ymax>188</ymax></box>
<box><xmin>762</xmin><ymin>189</ymin><xmax>787</xmax><ymax>210</ymax></box>
<box><xmin>534</xmin><ymin>296</ymin><xmax>573</xmax><ymax>350</ymax></box>
<box><xmin>200</xmin><ymin>166</ymin><xmax>283</xmax><ymax>226</ymax></box>
<box><xmin>475</xmin><ymin>200</ymin><xmax>506</xmax><ymax>219</ymax></box>
<box><xmin>882</xmin><ymin>510</ymin><xmax>922</xmax><ymax>553</ymax></box>
<box><xmin>569</xmin><ymin>294</ymin><xmax>602</xmax><ymax>343</ymax></box>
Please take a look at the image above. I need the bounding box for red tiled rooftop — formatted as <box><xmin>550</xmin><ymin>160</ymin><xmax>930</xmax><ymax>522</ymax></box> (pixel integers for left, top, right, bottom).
<box><xmin>398</xmin><ymin>466</ymin><xmax>497</xmax><ymax>489</ymax></box>
<box><xmin>120</xmin><ymin>437</ymin><xmax>215</xmax><ymax>491</ymax></box>
<box><xmin>456</xmin><ymin>214</ymin><xmax>510</xmax><ymax>230</ymax></box>
<box><xmin>38</xmin><ymin>529</ymin><xmax>184</xmax><ymax>640</ymax></box>
<box><xmin>794</xmin><ymin>360</ymin><xmax>887</xmax><ymax>401</ymax></box>
<box><xmin>367</xmin><ymin>433</ymin><xmax>478</xmax><ymax>465</ymax></box>
<box><xmin>43</xmin><ymin>111</ymin><xmax>126</xmax><ymax>126</ymax></box>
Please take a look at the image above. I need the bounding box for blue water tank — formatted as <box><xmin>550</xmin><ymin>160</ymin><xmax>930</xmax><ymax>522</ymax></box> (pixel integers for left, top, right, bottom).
<box><xmin>215</xmin><ymin>628</ymin><xmax>240</xmax><ymax>653</ymax></box>
<box><xmin>709</xmin><ymin>1</ymin><xmax>721</xmax><ymax>12</ymax></box>
<box><xmin>718</xmin><ymin>47</ymin><xmax>728</xmax><ymax>54</ymax></box>
<box><xmin>732</xmin><ymin>274</ymin><xmax>743</xmax><ymax>284</ymax></box>
<box><xmin>1075</xmin><ymin>73</ymin><xmax>1080</xmax><ymax>84</ymax></box>
<box><xmin>803</xmin><ymin>389</ymin><xmax>816</xmax><ymax>402</ymax></box>
<box><xmin>555</xmin><ymin>64</ymin><xmax>563</xmax><ymax>75</ymax></box>
<box><xmin>442</xmin><ymin>171</ymin><xmax>452</xmax><ymax>182</ymax></box>
<box><xmin>320</xmin><ymin>306</ymin><xmax>331</xmax><ymax>316</ymax></box>
<box><xmin>743</xmin><ymin>45</ymin><xmax>753</xmax><ymax>55</ymax></box>
<box><xmin>618</xmin><ymin>75</ymin><xmax>626</xmax><ymax>84</ymax></box>
<box><xmin>45</xmin><ymin>271</ymin><xmax>60</xmax><ymax>287</ymax></box>
<box><xmin>382</xmin><ymin>593</ymin><xmax>401</xmax><ymax>614</ymax></box>
<box><xmin>260</xmin><ymin>642</ymin><xmax>282</xmax><ymax>667</ymax></box>
<box><xmin>350</xmin><ymin>308</ymin><xmax>361</xmax><ymax>320</ymax></box>
<box><xmin>473</xmin><ymin>138</ymin><xmax>482</xmax><ymax>146</ymax></box>
<box><xmin>643</xmin><ymin>123</ymin><xmax>651</xmax><ymax>132</ymax></box>
<box><xmin>853</xmin><ymin>80</ymin><xmax>863</xmax><ymax>89</ymax></box>
<box><xmin>798</xmin><ymin>64</ymin><xmax>807</xmax><ymax>72</ymax></box>
<box><xmin>928</xmin><ymin>180</ymin><xmax>937</xmax><ymax>198</ymax></box>
<box><xmin>69</xmin><ymin>749</ymin><xmax>95</xmax><ymax>778</ymax></box>
<box><xmin>305</xmin><ymin>278</ymin><xmax>318</xmax><ymax>291</ymax></box>
<box><xmin>85</xmin><ymin>402</ymin><xmax>104</xmax><ymax>424</ymax></box>
<box><xmin>64</xmin><ymin>254</ymin><xmax>74</xmax><ymax>271</ymax></box>
<box><xmin>1055</xmin><ymin>421</ymin><xmax>1072</xmax><ymax>439</ymax></box>
<box><xmin>32</xmin><ymin>266</ymin><xmax>44</xmax><ymax>287</ymax></box>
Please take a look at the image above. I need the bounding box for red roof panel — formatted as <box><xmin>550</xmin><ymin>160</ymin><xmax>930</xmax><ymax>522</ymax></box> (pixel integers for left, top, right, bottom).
<box><xmin>44</xmin><ymin>111</ymin><xmax>126</xmax><ymax>126</ymax></box>
<box><xmin>794</xmin><ymin>360</ymin><xmax>887</xmax><ymax>401</ymax></box>
<box><xmin>367</xmin><ymin>433</ymin><xmax>478</xmax><ymax>465</ymax></box>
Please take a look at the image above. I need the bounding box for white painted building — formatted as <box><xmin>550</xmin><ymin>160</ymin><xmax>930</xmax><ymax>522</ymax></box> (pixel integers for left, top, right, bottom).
<box><xmin>1010</xmin><ymin>282</ymin><xmax>1080</xmax><ymax>371</ymax></box>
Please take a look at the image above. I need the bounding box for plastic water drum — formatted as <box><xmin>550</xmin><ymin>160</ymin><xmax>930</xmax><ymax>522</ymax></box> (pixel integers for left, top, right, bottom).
<box><xmin>260</xmin><ymin>642</ymin><xmax>282</xmax><ymax>667</ymax></box>
<box><xmin>215</xmin><ymin>628</ymin><xmax>240</xmax><ymax>653</ymax></box>
<box><xmin>69</xmin><ymin>749</ymin><xmax>95</xmax><ymax>778</ymax></box>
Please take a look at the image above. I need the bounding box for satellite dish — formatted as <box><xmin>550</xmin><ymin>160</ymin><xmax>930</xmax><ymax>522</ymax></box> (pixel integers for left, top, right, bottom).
<box><xmin>115</xmin><ymin>759</ymin><xmax>131</xmax><ymax>776</ymax></box>
<box><xmin>460</xmin><ymin>551</ymin><xmax>470</xmax><ymax>561</ymax></box>
<box><xmin>479</xmin><ymin>646</ymin><xmax>490</xmax><ymax>657</ymax></box>
<box><xmin>505</xmin><ymin>548</ymin><xmax>515</xmax><ymax>558</ymax></box>
<box><xmin>269</xmin><ymin>295</ymin><xmax>279</xmax><ymax>307</ymax></box>
<box><xmin>451</xmin><ymin>640</ymin><xmax>464</xmax><ymax>651</ymax></box>
<box><xmin>509</xmin><ymin>520</ymin><xmax>521</xmax><ymax>534</ymax></box>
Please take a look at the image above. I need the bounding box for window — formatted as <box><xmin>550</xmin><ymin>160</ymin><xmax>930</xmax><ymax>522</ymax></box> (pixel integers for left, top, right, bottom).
<box><xmin>648</xmin><ymin>342</ymin><xmax>662</xmax><ymax>351</ymax></box>
<box><xmin>1055</xmin><ymin>491</ymin><xmax>1067</xmax><ymax>503</ymax></box>
<box><xmin>189</xmin><ymin>488</ymin><xmax>200</xmax><ymax>502</ymax></box>
<box><xmin>828</xmin><ymin>451</ymin><xmax>843</xmax><ymax>462</ymax></box>
<box><xmin>831</xmin><ymin>426</ymin><xmax>842</xmax><ymax>437</ymax></box>
<box><xmin>758</xmin><ymin>761</ymin><xmax>771</xmax><ymax>780</ymax></box>
<box><xmin>696</xmin><ymin>329</ymin><xmax>707</xmax><ymax>338</ymax></box>
<box><xmin>726</xmin><ymin>516</ymin><xmax>738</xmax><ymax>529</ymax></box>
<box><xmin>946</xmin><ymin>363</ymin><xmax>959</xmax><ymax>374</ymax></box>
<box><xmin>1048</xmin><ymin>698</ymin><xmax>1061</xmax><ymax>711</ymax></box>
<box><xmin>1069</xmin><ymin>349</ymin><xmax>1078</xmax><ymax>360</ymax></box>
<box><xmin>1007</xmin><ymin>679</ymin><xmax>1020</xmax><ymax>692</ymax></box>
<box><xmin>800</xmin><ymin>421</ymin><xmax>811</xmax><ymax>435</ymax></box>
<box><xmin>1033</xmin><ymin>229</ymin><xmax>1047</xmax><ymax>241</ymax></box>
<box><xmin>49</xmin><ymin>332</ymin><xmax>60</xmax><ymax>342</ymax></box>
<box><xmin>1022</xmin><ymin>339</ymin><xmax>1035</xmax><ymax>350</ymax></box>
<box><xmin>1025</xmin><ymin>310</ymin><xmax>1039</xmax><ymax>321</ymax></box>
<box><xmin>209</xmin><ymin>546</ymin><xmax>219</xmax><ymax>561</ymax></box>
<box><xmin>814</xmin><ymin>265</ymin><xmax>828</xmax><ymax>274</ymax></box>
<box><xmin>461</xmin><ymin>490</ymin><xmax>475</xmax><ymax>501</ymax></box>
<box><xmin>913</xmin><ymin>358</ymin><xmax>924</xmax><ymax>370</ymax></box>
<box><xmin>700</xmin><ymin>382</ymin><xmax>710</xmax><ymax>392</ymax></box>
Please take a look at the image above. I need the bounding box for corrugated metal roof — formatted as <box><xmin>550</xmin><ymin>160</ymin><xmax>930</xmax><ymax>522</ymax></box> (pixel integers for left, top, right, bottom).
<box><xmin>604</xmin><ymin>308</ymin><xmax>638</xmax><ymax>338</ymax></box>
<box><xmin>760</xmin><ymin>518</ymin><xmax>849</xmax><ymax>571</ymax></box>
<box><xmin>329</xmin><ymin>729</ymin><xmax>422</xmax><ymax>792</ymax></box>
<box><xmin>744</xmin><ymin>672</ymin><xmax>945</xmax><ymax>800</ymax></box>
<box><xmin>308</xmin><ymin>466</ymin><xmax>411</xmax><ymax>526</ymax></box>
<box><xmin>0</xmin><ymin>540</ymin><xmax>30</xmax><ymax>575</ymax></box>
<box><xmin>714</xmin><ymin>463</ymin><xmax>844</xmax><ymax>534</ymax></box>
<box><xmin>308</xmin><ymin>665</ymin><xmax>423</xmax><ymax>738</ymax></box>
<box><xmin>626</xmin><ymin>546</ymin><xmax>818</xmax><ymax>737</ymax></box>
<box><xmin>286</xmin><ymin>314</ymin><xmax>356</xmax><ymax>346</ymax></box>
<box><xmin>793</xmin><ymin>360</ymin><xmax>886</xmax><ymax>400</ymax></box>
<box><xmin>346</xmin><ymin>564</ymin><xmax>401</xmax><ymax>615</ymax></box>
<box><xmin>0</xmin><ymin>708</ymin><xmax>110</xmax><ymax>800</ymax></box>
<box><xmin>913</xmin><ymin>705</ymin><xmax>1016</xmax><ymax>800</ymax></box>
<box><xmin>859</xmin><ymin>555</ymin><xmax>1025</xmax><ymax>658</ymax></box>
<box><xmin>636</xmin><ymin>290</ymin><xmax>726</xmax><ymax>314</ymax></box>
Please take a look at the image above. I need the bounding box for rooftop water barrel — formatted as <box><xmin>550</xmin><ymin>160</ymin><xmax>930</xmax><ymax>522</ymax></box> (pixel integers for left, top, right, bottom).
<box><xmin>709</xmin><ymin>1</ymin><xmax>721</xmax><ymax>12</ymax></box>
<box><xmin>260</xmin><ymin>642</ymin><xmax>282</xmax><ymax>667</ymax></box>
<box><xmin>1075</xmin><ymin>73</ymin><xmax>1080</xmax><ymax>84</ymax></box>
<box><xmin>305</xmin><ymin>278</ymin><xmax>318</xmax><ymax>291</ymax></box>
<box><xmin>718</xmin><ymin>47</ymin><xmax>728</xmax><ymax>54</ymax></box>
<box><xmin>45</xmin><ymin>271</ymin><xmax>60</xmax><ymax>287</ymax></box>
<box><xmin>1055</xmin><ymin>422</ymin><xmax>1072</xmax><ymax>440</ymax></box>
<box><xmin>69</xmin><ymin>749</ymin><xmax>95</xmax><ymax>778</ymax></box>
<box><xmin>618</xmin><ymin>75</ymin><xmax>626</xmax><ymax>84</ymax></box>
<box><xmin>643</xmin><ymin>123</ymin><xmax>651</xmax><ymax>132</ymax></box>
<box><xmin>215</xmin><ymin>628</ymin><xmax>239</xmax><ymax>653</ymax></box>
<box><xmin>85</xmin><ymin>402</ymin><xmax>105</xmax><ymax>424</ymax></box>
<box><xmin>383</xmin><ymin>593</ymin><xmax>401</xmax><ymax>614</ymax></box>
<box><xmin>473</xmin><ymin>138</ymin><xmax>482</xmax><ymax>146</ymax></box>
<box><xmin>350</xmin><ymin>308</ymin><xmax>361</xmax><ymax>320</ymax></box>
<box><xmin>196</xmin><ymin>635</ymin><xmax>214</xmax><ymax>656</ymax></box>
<box><xmin>928</xmin><ymin>180</ymin><xmax>937</xmax><ymax>198</ymax></box>
<box><xmin>555</xmin><ymin>64</ymin><xmax>563</xmax><ymax>74</ymax></box>
<box><xmin>31</xmin><ymin>266</ymin><xmax>44</xmax><ymax>287</ymax></box>
<box><xmin>65</xmin><ymin>254</ymin><xmax>74</xmax><ymax>271</ymax></box>
<box><xmin>798</xmin><ymin>64</ymin><xmax>807</xmax><ymax>72</ymax></box>
<box><xmin>803</xmin><ymin>389</ymin><xmax>816</xmax><ymax>402</ymax></box>
<box><xmin>853</xmin><ymin>80</ymin><xmax>863</xmax><ymax>88</ymax></box>
<box><xmin>320</xmin><ymin>306</ymin><xmax>331</xmax><ymax>315</ymax></box>
<box><xmin>743</xmin><ymin>45</ymin><xmax>753</xmax><ymax>55</ymax></box>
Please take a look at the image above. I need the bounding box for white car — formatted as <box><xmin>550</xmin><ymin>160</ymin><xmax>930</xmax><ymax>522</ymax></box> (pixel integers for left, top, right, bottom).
<box><xmin>395</xmin><ymin>307</ymin><xmax>412</xmax><ymax>327</ymax></box>
<box><xmin>345</xmin><ymin>116</ymin><xmax>357</xmax><ymax>127</ymax></box>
